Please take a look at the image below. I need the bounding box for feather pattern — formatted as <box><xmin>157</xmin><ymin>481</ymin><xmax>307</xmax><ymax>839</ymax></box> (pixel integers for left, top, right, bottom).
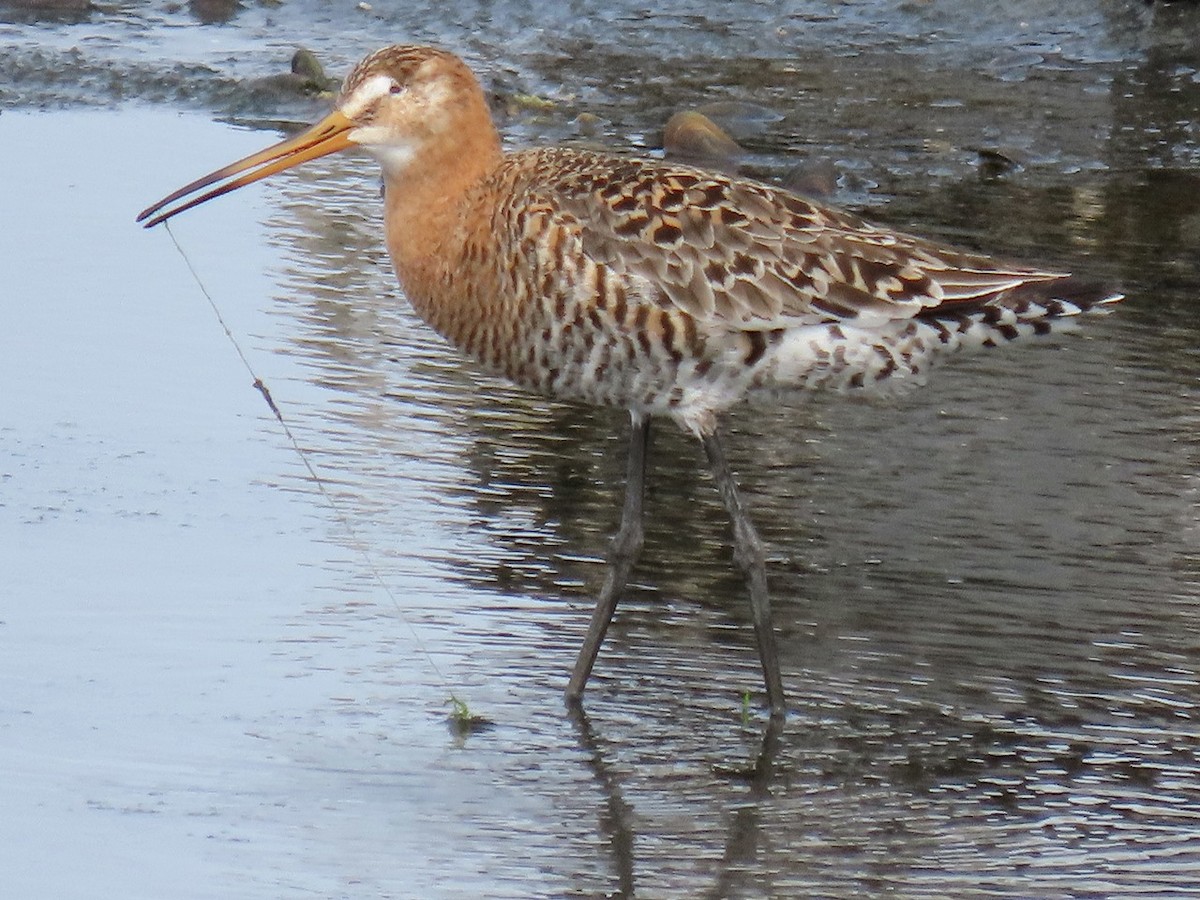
<box><xmin>505</xmin><ymin>149</ymin><xmax>1073</xmax><ymax>328</ymax></box>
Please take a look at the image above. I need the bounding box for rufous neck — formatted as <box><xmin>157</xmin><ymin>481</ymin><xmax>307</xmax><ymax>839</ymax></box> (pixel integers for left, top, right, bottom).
<box><xmin>382</xmin><ymin>100</ymin><xmax>503</xmax><ymax>295</ymax></box>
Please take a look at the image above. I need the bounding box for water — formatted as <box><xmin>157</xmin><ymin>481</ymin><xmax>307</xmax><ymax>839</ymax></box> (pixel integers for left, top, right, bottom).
<box><xmin>3</xmin><ymin>3</ymin><xmax>1200</xmax><ymax>897</ymax></box>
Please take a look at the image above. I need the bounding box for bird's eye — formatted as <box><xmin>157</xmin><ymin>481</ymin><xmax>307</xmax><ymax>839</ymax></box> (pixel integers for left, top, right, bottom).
<box><xmin>389</xmin><ymin>82</ymin><xmax>404</xmax><ymax>95</ymax></box>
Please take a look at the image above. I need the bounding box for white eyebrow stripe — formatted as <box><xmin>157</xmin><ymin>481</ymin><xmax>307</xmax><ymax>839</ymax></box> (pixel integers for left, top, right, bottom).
<box><xmin>342</xmin><ymin>73</ymin><xmax>395</xmax><ymax>118</ymax></box>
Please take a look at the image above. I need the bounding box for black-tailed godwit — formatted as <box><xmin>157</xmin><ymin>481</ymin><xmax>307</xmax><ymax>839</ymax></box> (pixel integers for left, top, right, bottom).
<box><xmin>139</xmin><ymin>46</ymin><xmax>1123</xmax><ymax>718</ymax></box>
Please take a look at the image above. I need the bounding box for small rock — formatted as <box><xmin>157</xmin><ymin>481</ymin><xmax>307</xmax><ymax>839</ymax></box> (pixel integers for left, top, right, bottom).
<box><xmin>663</xmin><ymin>110</ymin><xmax>742</xmax><ymax>173</ymax></box>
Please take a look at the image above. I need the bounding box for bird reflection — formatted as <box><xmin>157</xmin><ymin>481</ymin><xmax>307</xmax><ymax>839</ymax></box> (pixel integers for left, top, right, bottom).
<box><xmin>568</xmin><ymin>702</ymin><xmax>784</xmax><ymax>896</ymax></box>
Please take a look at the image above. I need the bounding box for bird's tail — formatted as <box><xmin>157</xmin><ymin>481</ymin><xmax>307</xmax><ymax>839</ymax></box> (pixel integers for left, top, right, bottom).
<box><xmin>773</xmin><ymin>277</ymin><xmax>1124</xmax><ymax>395</ymax></box>
<box><xmin>934</xmin><ymin>276</ymin><xmax>1124</xmax><ymax>345</ymax></box>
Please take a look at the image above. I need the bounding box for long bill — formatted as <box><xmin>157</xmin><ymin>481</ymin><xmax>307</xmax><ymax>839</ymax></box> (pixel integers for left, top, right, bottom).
<box><xmin>137</xmin><ymin>109</ymin><xmax>356</xmax><ymax>228</ymax></box>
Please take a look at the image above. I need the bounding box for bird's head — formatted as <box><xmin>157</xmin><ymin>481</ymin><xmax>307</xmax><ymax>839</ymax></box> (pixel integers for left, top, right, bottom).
<box><xmin>137</xmin><ymin>45</ymin><xmax>490</xmax><ymax>227</ymax></box>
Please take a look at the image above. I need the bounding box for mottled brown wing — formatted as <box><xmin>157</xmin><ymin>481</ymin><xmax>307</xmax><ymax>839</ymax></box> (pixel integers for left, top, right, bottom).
<box><xmin>521</xmin><ymin>148</ymin><xmax>1065</xmax><ymax>329</ymax></box>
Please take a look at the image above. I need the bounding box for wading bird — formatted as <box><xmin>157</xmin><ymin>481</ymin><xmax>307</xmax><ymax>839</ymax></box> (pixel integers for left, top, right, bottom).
<box><xmin>139</xmin><ymin>45</ymin><xmax>1122</xmax><ymax>718</ymax></box>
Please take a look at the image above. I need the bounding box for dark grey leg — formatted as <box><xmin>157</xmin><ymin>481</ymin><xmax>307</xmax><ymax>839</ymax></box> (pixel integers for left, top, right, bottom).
<box><xmin>700</xmin><ymin>429</ymin><xmax>787</xmax><ymax>719</ymax></box>
<box><xmin>566</xmin><ymin>413</ymin><xmax>651</xmax><ymax>704</ymax></box>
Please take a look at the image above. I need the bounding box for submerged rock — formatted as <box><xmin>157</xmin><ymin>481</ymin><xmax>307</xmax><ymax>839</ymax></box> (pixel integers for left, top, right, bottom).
<box><xmin>2</xmin><ymin>0</ymin><xmax>90</xmax><ymax>7</ymax></box>
<box><xmin>781</xmin><ymin>158</ymin><xmax>839</xmax><ymax>199</ymax></box>
<box><xmin>0</xmin><ymin>0</ymin><xmax>93</xmax><ymax>22</ymax></box>
<box><xmin>186</xmin><ymin>0</ymin><xmax>241</xmax><ymax>24</ymax></box>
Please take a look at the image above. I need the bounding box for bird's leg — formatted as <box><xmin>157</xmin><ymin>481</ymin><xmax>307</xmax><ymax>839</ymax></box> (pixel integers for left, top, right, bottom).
<box><xmin>566</xmin><ymin>413</ymin><xmax>651</xmax><ymax>705</ymax></box>
<box><xmin>700</xmin><ymin>429</ymin><xmax>787</xmax><ymax>719</ymax></box>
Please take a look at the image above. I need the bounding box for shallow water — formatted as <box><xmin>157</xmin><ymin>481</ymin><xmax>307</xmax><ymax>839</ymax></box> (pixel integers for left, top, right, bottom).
<box><xmin>4</xmin><ymin>3</ymin><xmax>1200</xmax><ymax>897</ymax></box>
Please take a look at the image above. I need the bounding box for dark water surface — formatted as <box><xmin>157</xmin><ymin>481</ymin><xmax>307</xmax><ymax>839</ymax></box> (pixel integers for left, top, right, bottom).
<box><xmin>4</xmin><ymin>2</ymin><xmax>1200</xmax><ymax>897</ymax></box>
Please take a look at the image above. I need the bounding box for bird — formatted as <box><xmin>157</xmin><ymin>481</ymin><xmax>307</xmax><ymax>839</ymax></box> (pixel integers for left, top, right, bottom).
<box><xmin>138</xmin><ymin>45</ymin><xmax>1123</xmax><ymax>719</ymax></box>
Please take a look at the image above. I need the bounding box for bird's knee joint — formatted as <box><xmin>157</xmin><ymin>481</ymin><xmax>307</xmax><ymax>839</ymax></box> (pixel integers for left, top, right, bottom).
<box><xmin>731</xmin><ymin>526</ymin><xmax>766</xmax><ymax>572</ymax></box>
<box><xmin>610</xmin><ymin>522</ymin><xmax>644</xmax><ymax>561</ymax></box>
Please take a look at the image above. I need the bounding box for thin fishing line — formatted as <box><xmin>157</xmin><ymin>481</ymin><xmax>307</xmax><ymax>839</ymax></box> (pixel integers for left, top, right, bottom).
<box><xmin>163</xmin><ymin>222</ymin><xmax>459</xmax><ymax>702</ymax></box>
